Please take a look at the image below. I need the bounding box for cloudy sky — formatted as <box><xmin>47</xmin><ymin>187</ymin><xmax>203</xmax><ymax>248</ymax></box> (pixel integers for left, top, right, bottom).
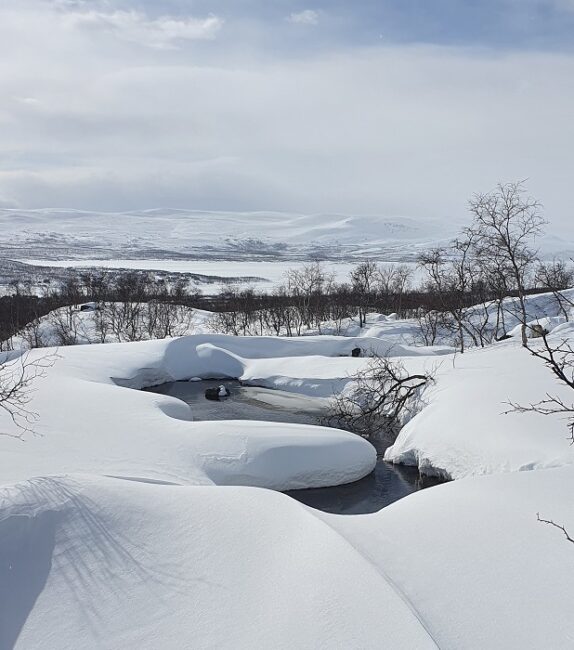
<box><xmin>1</xmin><ymin>0</ymin><xmax>573</xmax><ymax>228</ymax></box>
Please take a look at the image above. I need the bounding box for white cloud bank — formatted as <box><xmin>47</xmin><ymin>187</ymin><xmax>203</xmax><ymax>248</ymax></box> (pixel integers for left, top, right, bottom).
<box><xmin>61</xmin><ymin>8</ymin><xmax>223</xmax><ymax>49</ymax></box>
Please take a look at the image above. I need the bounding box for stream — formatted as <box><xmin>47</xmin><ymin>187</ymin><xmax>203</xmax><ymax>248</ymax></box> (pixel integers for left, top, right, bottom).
<box><xmin>146</xmin><ymin>379</ymin><xmax>443</xmax><ymax>514</ymax></box>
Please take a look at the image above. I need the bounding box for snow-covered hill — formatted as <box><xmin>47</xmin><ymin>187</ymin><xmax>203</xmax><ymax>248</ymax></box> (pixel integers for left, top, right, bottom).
<box><xmin>5</xmin><ymin>208</ymin><xmax>574</xmax><ymax>291</ymax></box>
<box><xmin>4</xmin><ymin>208</ymin><xmax>574</xmax><ymax>264</ymax></box>
<box><xmin>0</xmin><ymin>208</ymin><xmax>456</xmax><ymax>263</ymax></box>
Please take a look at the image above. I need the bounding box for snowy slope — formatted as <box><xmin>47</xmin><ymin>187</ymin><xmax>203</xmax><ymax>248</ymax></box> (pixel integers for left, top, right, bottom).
<box><xmin>3</xmin><ymin>295</ymin><xmax>574</xmax><ymax>647</ymax></box>
<box><xmin>327</xmin><ymin>465</ymin><xmax>574</xmax><ymax>649</ymax></box>
<box><xmin>385</xmin><ymin>337</ymin><xmax>574</xmax><ymax>478</ymax></box>
<box><xmin>4</xmin><ymin>466</ymin><xmax>574</xmax><ymax>648</ymax></box>
<box><xmin>0</xmin><ymin>208</ymin><xmax>454</xmax><ymax>263</ymax></box>
<box><xmin>2</xmin><ymin>208</ymin><xmax>573</xmax><ymax>266</ymax></box>
<box><xmin>2</xmin><ymin>476</ymin><xmax>435</xmax><ymax>650</ymax></box>
<box><xmin>385</xmin><ymin>292</ymin><xmax>574</xmax><ymax>478</ymax></box>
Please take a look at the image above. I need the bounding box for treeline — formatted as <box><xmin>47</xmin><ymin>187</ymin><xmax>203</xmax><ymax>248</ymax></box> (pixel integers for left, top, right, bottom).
<box><xmin>1</xmin><ymin>271</ymin><xmax>205</xmax><ymax>348</ymax></box>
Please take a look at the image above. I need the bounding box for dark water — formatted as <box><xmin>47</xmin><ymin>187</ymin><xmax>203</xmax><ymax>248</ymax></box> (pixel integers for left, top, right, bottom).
<box><xmin>146</xmin><ymin>380</ymin><xmax>443</xmax><ymax>514</ymax></box>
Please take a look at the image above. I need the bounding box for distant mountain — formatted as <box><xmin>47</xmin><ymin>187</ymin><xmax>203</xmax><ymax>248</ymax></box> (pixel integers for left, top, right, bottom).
<box><xmin>0</xmin><ymin>208</ymin><xmax>456</xmax><ymax>263</ymax></box>
<box><xmin>1</xmin><ymin>208</ymin><xmax>571</xmax><ymax>263</ymax></box>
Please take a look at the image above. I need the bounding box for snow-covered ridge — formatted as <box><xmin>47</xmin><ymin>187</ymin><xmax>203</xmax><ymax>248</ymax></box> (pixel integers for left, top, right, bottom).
<box><xmin>2</xmin><ymin>208</ymin><xmax>573</xmax><ymax>266</ymax></box>
<box><xmin>7</xmin><ymin>466</ymin><xmax>573</xmax><ymax>649</ymax></box>
<box><xmin>0</xmin><ymin>208</ymin><xmax>456</xmax><ymax>262</ymax></box>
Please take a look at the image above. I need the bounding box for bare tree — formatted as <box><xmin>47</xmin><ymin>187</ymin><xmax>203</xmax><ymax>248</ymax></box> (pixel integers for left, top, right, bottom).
<box><xmin>378</xmin><ymin>264</ymin><xmax>413</xmax><ymax>315</ymax></box>
<box><xmin>21</xmin><ymin>317</ymin><xmax>48</xmax><ymax>349</ymax></box>
<box><xmin>468</xmin><ymin>182</ymin><xmax>546</xmax><ymax>346</ymax></box>
<box><xmin>349</xmin><ymin>260</ymin><xmax>379</xmax><ymax>328</ymax></box>
<box><xmin>536</xmin><ymin>513</ymin><xmax>574</xmax><ymax>544</ymax></box>
<box><xmin>418</xmin><ymin>235</ymin><xmax>492</xmax><ymax>352</ymax></box>
<box><xmin>287</xmin><ymin>262</ymin><xmax>335</xmax><ymax>331</ymax></box>
<box><xmin>415</xmin><ymin>306</ymin><xmax>443</xmax><ymax>346</ymax></box>
<box><xmin>325</xmin><ymin>354</ymin><xmax>434</xmax><ymax>438</ymax></box>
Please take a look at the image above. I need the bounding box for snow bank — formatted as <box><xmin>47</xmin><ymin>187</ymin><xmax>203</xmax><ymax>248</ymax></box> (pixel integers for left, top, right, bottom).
<box><xmin>327</xmin><ymin>464</ymin><xmax>574</xmax><ymax>649</ymax></box>
<box><xmin>0</xmin><ymin>475</ymin><xmax>435</xmax><ymax>649</ymax></box>
<box><xmin>4</xmin><ymin>466</ymin><xmax>574</xmax><ymax>648</ymax></box>
<box><xmin>0</xmin><ymin>335</ymin><xmax>381</xmax><ymax>490</ymax></box>
<box><xmin>386</xmin><ymin>335</ymin><xmax>574</xmax><ymax>479</ymax></box>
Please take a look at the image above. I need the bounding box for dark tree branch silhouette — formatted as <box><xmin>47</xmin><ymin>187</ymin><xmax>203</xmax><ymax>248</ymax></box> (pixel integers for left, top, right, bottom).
<box><xmin>537</xmin><ymin>513</ymin><xmax>574</xmax><ymax>545</ymax></box>
<box><xmin>325</xmin><ymin>354</ymin><xmax>434</xmax><ymax>438</ymax></box>
<box><xmin>506</xmin><ymin>330</ymin><xmax>574</xmax><ymax>442</ymax></box>
<box><xmin>0</xmin><ymin>351</ymin><xmax>58</xmax><ymax>438</ymax></box>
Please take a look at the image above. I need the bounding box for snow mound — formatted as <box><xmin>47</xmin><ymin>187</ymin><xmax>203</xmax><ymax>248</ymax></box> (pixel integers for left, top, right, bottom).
<box><xmin>0</xmin><ymin>335</ymin><xmax>378</xmax><ymax>489</ymax></box>
<box><xmin>385</xmin><ymin>337</ymin><xmax>574</xmax><ymax>479</ymax></box>
<box><xmin>0</xmin><ymin>475</ymin><xmax>435</xmax><ymax>649</ymax></box>
<box><xmin>329</xmin><ymin>465</ymin><xmax>574</xmax><ymax>649</ymax></box>
<box><xmin>4</xmin><ymin>466</ymin><xmax>574</xmax><ymax>648</ymax></box>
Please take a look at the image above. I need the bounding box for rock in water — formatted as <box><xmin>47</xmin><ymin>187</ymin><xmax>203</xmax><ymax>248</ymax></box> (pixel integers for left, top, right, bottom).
<box><xmin>204</xmin><ymin>385</ymin><xmax>231</xmax><ymax>401</ymax></box>
<box><xmin>204</xmin><ymin>387</ymin><xmax>221</xmax><ymax>401</ymax></box>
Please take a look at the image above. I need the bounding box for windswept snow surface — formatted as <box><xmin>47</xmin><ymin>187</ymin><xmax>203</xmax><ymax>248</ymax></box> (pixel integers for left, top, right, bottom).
<box><xmin>1</xmin><ymin>208</ymin><xmax>453</xmax><ymax>261</ymax></box>
<box><xmin>3</xmin><ymin>208</ymin><xmax>573</xmax><ymax>261</ymax></box>
<box><xmin>1</xmin><ymin>476</ymin><xmax>436</xmax><ymax>650</ymax></box>
<box><xmin>4</xmin><ymin>466</ymin><xmax>574</xmax><ymax>647</ymax></box>
<box><xmin>4</xmin><ymin>209</ymin><xmax>448</xmax><ymax>292</ymax></box>
<box><xmin>4</xmin><ymin>292</ymin><xmax>574</xmax><ymax>647</ymax></box>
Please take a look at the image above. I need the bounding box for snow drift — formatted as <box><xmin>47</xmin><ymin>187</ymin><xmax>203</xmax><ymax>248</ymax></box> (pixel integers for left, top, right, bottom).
<box><xmin>3</xmin><ymin>294</ymin><xmax>574</xmax><ymax>647</ymax></box>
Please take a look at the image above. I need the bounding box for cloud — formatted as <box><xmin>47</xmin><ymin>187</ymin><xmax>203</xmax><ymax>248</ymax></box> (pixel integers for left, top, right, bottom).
<box><xmin>286</xmin><ymin>9</ymin><xmax>319</xmax><ymax>26</ymax></box>
<box><xmin>59</xmin><ymin>6</ymin><xmax>223</xmax><ymax>49</ymax></box>
<box><xmin>0</xmin><ymin>2</ymin><xmax>572</xmax><ymax>233</ymax></box>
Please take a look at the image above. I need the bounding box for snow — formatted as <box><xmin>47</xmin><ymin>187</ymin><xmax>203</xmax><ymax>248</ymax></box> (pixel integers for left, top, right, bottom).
<box><xmin>385</xmin><ymin>292</ymin><xmax>574</xmax><ymax>479</ymax></box>
<box><xmin>3</xmin><ymin>289</ymin><xmax>574</xmax><ymax>646</ymax></box>
<box><xmin>217</xmin><ymin>384</ymin><xmax>229</xmax><ymax>398</ymax></box>
<box><xmin>4</xmin><ymin>463</ymin><xmax>574</xmax><ymax>647</ymax></box>
<box><xmin>0</xmin><ymin>336</ymin><xmax>381</xmax><ymax>489</ymax></box>
<box><xmin>2</xmin><ymin>208</ymin><xmax>453</xmax><ymax>260</ymax></box>
<box><xmin>4</xmin><ymin>208</ymin><xmax>446</xmax><ymax>291</ymax></box>
<box><xmin>385</xmin><ymin>339</ymin><xmax>574</xmax><ymax>478</ymax></box>
<box><xmin>16</xmin><ymin>258</ymin><xmax>426</xmax><ymax>294</ymax></box>
<box><xmin>328</xmin><ymin>465</ymin><xmax>574</xmax><ymax>649</ymax></box>
<box><xmin>3</xmin><ymin>208</ymin><xmax>573</xmax><ymax>262</ymax></box>
<box><xmin>1</xmin><ymin>476</ymin><xmax>435</xmax><ymax>649</ymax></box>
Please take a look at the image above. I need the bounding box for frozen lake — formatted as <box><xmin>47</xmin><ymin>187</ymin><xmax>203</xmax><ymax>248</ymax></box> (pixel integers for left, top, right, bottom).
<box><xmin>18</xmin><ymin>258</ymin><xmax>424</xmax><ymax>293</ymax></box>
<box><xmin>146</xmin><ymin>379</ymin><xmax>443</xmax><ymax>514</ymax></box>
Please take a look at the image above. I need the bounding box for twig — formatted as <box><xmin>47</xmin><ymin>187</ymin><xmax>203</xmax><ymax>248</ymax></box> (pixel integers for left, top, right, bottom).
<box><xmin>537</xmin><ymin>513</ymin><xmax>574</xmax><ymax>544</ymax></box>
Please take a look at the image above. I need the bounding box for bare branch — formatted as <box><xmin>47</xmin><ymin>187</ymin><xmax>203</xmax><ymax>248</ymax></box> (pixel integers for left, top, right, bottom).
<box><xmin>537</xmin><ymin>513</ymin><xmax>574</xmax><ymax>544</ymax></box>
<box><xmin>324</xmin><ymin>353</ymin><xmax>434</xmax><ymax>438</ymax></box>
<box><xmin>0</xmin><ymin>351</ymin><xmax>59</xmax><ymax>439</ymax></box>
<box><xmin>507</xmin><ymin>330</ymin><xmax>574</xmax><ymax>442</ymax></box>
